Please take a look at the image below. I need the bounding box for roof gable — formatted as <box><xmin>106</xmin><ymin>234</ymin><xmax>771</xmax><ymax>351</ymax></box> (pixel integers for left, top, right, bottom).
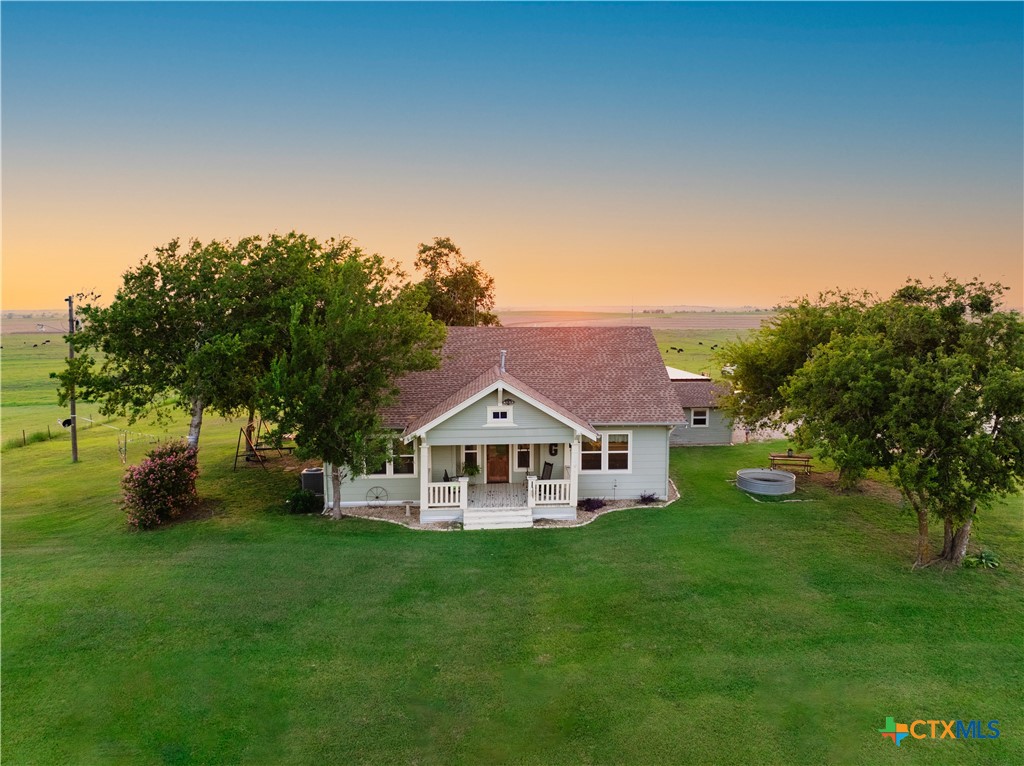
<box><xmin>402</xmin><ymin>365</ymin><xmax>598</xmax><ymax>440</ymax></box>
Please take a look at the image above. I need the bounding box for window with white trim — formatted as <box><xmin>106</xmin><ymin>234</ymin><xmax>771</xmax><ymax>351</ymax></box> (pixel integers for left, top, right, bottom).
<box><xmin>580</xmin><ymin>431</ymin><xmax>632</xmax><ymax>472</ymax></box>
<box><xmin>368</xmin><ymin>439</ymin><xmax>417</xmax><ymax>477</ymax></box>
<box><xmin>485</xmin><ymin>405</ymin><xmax>514</xmax><ymax>425</ymax></box>
<box><xmin>516</xmin><ymin>444</ymin><xmax>532</xmax><ymax>471</ymax></box>
<box><xmin>691</xmin><ymin>409</ymin><xmax>709</xmax><ymax>427</ymax></box>
<box><xmin>581</xmin><ymin>436</ymin><xmax>603</xmax><ymax>471</ymax></box>
<box><xmin>607</xmin><ymin>433</ymin><xmax>630</xmax><ymax>470</ymax></box>
<box><xmin>393</xmin><ymin>439</ymin><xmax>415</xmax><ymax>475</ymax></box>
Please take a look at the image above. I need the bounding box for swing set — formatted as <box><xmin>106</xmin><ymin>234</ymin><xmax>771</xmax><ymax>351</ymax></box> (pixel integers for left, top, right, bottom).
<box><xmin>233</xmin><ymin>418</ymin><xmax>295</xmax><ymax>471</ymax></box>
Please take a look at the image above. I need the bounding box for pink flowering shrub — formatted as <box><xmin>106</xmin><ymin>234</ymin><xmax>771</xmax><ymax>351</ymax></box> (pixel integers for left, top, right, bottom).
<box><xmin>121</xmin><ymin>440</ymin><xmax>199</xmax><ymax>529</ymax></box>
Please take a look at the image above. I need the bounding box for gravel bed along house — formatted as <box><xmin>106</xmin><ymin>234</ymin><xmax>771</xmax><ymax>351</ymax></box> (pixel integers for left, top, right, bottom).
<box><xmin>333</xmin><ymin>480</ymin><xmax>680</xmax><ymax>532</ymax></box>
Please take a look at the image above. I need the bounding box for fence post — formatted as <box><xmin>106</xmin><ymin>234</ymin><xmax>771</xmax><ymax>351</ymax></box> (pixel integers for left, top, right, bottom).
<box><xmin>23</xmin><ymin>430</ymin><xmax>27</xmax><ymax>446</ymax></box>
<box><xmin>48</xmin><ymin>425</ymin><xmax>52</xmax><ymax>440</ymax></box>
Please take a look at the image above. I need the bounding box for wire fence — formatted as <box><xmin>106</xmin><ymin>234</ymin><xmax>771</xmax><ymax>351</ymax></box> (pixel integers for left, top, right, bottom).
<box><xmin>2</xmin><ymin>413</ymin><xmax>185</xmax><ymax>462</ymax></box>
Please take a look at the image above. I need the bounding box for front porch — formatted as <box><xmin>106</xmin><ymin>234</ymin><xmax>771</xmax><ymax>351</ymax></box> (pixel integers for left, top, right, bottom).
<box><xmin>421</xmin><ymin>475</ymin><xmax>575</xmax><ymax>512</ymax></box>
<box><xmin>468</xmin><ymin>482</ymin><xmax>526</xmax><ymax>509</ymax></box>
<box><xmin>418</xmin><ymin>440</ymin><xmax>579</xmax><ymax>525</ymax></box>
<box><xmin>428</xmin><ymin>481</ymin><xmax>577</xmax><ymax>528</ymax></box>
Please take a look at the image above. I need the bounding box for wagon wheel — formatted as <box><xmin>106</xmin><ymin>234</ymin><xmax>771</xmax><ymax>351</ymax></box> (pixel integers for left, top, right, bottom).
<box><xmin>366</xmin><ymin>486</ymin><xmax>388</xmax><ymax>506</ymax></box>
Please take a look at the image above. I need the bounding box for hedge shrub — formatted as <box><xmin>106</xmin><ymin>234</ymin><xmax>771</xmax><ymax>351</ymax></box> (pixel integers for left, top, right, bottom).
<box><xmin>122</xmin><ymin>440</ymin><xmax>199</xmax><ymax>529</ymax></box>
<box><xmin>286</xmin><ymin>488</ymin><xmax>321</xmax><ymax>514</ymax></box>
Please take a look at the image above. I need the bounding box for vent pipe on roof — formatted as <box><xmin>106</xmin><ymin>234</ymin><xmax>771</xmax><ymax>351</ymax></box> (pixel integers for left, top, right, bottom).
<box><xmin>500</xmin><ymin>350</ymin><xmax>507</xmax><ymax>373</ymax></box>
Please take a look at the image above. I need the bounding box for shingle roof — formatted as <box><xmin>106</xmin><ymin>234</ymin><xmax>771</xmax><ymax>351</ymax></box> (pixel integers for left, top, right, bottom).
<box><xmin>673</xmin><ymin>379</ymin><xmax>731</xmax><ymax>408</ymax></box>
<box><xmin>384</xmin><ymin>326</ymin><xmax>686</xmax><ymax>431</ymax></box>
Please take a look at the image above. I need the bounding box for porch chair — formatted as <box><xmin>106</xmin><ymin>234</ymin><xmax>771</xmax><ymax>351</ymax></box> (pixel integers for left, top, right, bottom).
<box><xmin>541</xmin><ymin>461</ymin><xmax>554</xmax><ymax>481</ymax></box>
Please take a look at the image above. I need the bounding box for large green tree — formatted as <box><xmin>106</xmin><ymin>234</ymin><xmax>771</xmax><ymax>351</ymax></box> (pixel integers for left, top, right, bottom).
<box><xmin>261</xmin><ymin>250</ymin><xmax>445</xmax><ymax>518</ymax></box>
<box><xmin>414</xmin><ymin>237</ymin><xmax>500</xmax><ymax>326</ymax></box>
<box><xmin>722</xmin><ymin>278</ymin><xmax>1024</xmax><ymax>567</ymax></box>
<box><xmin>59</xmin><ymin>238</ymin><xmax>238</xmax><ymax>448</ymax></box>
<box><xmin>58</xmin><ymin>233</ymin><xmax>370</xmax><ymax>450</ymax></box>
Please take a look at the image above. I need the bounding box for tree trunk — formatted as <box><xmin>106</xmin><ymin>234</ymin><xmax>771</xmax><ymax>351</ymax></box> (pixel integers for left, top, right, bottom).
<box><xmin>330</xmin><ymin>465</ymin><xmax>344</xmax><ymax>520</ymax></box>
<box><xmin>941</xmin><ymin>517</ymin><xmax>954</xmax><ymax>559</ymax></box>
<box><xmin>913</xmin><ymin>507</ymin><xmax>931</xmax><ymax>569</ymax></box>
<box><xmin>942</xmin><ymin>503</ymin><xmax>976</xmax><ymax>567</ymax></box>
<box><xmin>187</xmin><ymin>396</ymin><xmax>205</xmax><ymax>449</ymax></box>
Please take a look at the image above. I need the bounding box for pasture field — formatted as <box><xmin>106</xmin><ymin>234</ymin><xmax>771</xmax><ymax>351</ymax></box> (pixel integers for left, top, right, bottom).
<box><xmin>0</xmin><ymin>333</ymin><xmax>160</xmax><ymax>449</ymax></box>
<box><xmin>1</xmin><ymin>333</ymin><xmax>71</xmax><ymax>440</ymax></box>
<box><xmin>653</xmin><ymin>328</ymin><xmax>749</xmax><ymax>379</ymax></box>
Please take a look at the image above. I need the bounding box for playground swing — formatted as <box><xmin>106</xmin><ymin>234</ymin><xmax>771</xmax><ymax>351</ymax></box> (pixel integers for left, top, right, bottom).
<box><xmin>233</xmin><ymin>418</ymin><xmax>296</xmax><ymax>471</ymax></box>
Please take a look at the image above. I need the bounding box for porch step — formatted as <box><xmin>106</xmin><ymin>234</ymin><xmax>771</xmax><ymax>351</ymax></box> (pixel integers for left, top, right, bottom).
<box><xmin>463</xmin><ymin>507</ymin><xmax>533</xmax><ymax>531</ymax></box>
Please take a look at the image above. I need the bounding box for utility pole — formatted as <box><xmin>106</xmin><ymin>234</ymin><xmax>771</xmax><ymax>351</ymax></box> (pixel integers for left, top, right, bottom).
<box><xmin>65</xmin><ymin>294</ymin><xmax>79</xmax><ymax>463</ymax></box>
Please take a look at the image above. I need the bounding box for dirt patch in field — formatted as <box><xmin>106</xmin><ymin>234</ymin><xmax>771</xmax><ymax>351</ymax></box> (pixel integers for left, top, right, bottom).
<box><xmin>804</xmin><ymin>470</ymin><xmax>903</xmax><ymax>504</ymax></box>
<box><xmin>179</xmin><ymin>497</ymin><xmax>225</xmax><ymax>522</ymax></box>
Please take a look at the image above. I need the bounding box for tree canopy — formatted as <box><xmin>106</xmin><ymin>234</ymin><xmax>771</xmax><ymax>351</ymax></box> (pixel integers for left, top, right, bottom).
<box><xmin>721</xmin><ymin>278</ymin><xmax>1024</xmax><ymax>567</ymax></box>
<box><xmin>58</xmin><ymin>237</ymin><xmax>239</xmax><ymax>447</ymax></box>
<box><xmin>260</xmin><ymin>250</ymin><xmax>445</xmax><ymax>517</ymax></box>
<box><xmin>57</xmin><ymin>233</ymin><xmax>431</xmax><ymax>451</ymax></box>
<box><xmin>413</xmin><ymin>237</ymin><xmax>500</xmax><ymax>326</ymax></box>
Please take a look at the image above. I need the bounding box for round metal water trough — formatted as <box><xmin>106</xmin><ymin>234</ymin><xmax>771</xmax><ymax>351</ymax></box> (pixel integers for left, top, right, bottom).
<box><xmin>736</xmin><ymin>468</ymin><xmax>796</xmax><ymax>496</ymax></box>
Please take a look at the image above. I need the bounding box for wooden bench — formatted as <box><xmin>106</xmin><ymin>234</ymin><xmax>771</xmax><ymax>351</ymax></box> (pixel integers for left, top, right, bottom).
<box><xmin>769</xmin><ymin>453</ymin><xmax>812</xmax><ymax>474</ymax></box>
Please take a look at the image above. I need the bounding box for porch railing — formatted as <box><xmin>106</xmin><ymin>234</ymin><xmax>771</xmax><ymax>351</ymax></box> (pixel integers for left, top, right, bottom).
<box><xmin>528</xmin><ymin>476</ymin><xmax>572</xmax><ymax>507</ymax></box>
<box><xmin>426</xmin><ymin>477</ymin><xmax>468</xmax><ymax>509</ymax></box>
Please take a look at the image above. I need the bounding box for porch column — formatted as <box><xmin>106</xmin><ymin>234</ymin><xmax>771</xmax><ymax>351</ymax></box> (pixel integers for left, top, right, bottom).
<box><xmin>419</xmin><ymin>440</ymin><xmax>430</xmax><ymax>509</ymax></box>
<box><xmin>527</xmin><ymin>475</ymin><xmax>537</xmax><ymax>509</ymax></box>
<box><xmin>569</xmin><ymin>435</ymin><xmax>581</xmax><ymax>508</ymax></box>
<box><xmin>458</xmin><ymin>476</ymin><xmax>469</xmax><ymax>510</ymax></box>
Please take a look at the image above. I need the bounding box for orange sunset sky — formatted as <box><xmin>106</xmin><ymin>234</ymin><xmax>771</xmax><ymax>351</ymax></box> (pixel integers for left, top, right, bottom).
<box><xmin>3</xmin><ymin>4</ymin><xmax>1022</xmax><ymax>311</ymax></box>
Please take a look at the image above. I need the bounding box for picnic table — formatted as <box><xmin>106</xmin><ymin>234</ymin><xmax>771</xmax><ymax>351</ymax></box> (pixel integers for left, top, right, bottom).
<box><xmin>769</xmin><ymin>452</ymin><xmax>813</xmax><ymax>474</ymax></box>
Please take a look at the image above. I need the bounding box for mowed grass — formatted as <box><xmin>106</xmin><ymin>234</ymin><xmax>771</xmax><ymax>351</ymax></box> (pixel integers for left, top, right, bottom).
<box><xmin>3</xmin><ymin>419</ymin><xmax>1022</xmax><ymax>764</ymax></box>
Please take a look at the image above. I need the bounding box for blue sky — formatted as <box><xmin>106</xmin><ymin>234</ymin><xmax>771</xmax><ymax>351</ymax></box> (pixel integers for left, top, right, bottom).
<box><xmin>3</xmin><ymin>2</ymin><xmax>1022</xmax><ymax>309</ymax></box>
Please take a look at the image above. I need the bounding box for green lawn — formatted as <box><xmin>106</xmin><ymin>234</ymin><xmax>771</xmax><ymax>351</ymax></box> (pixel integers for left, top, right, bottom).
<box><xmin>2</xmin><ymin>416</ymin><xmax>1021</xmax><ymax>764</ymax></box>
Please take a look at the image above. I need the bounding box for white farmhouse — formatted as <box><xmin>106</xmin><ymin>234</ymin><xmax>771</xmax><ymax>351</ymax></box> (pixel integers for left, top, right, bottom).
<box><xmin>325</xmin><ymin>327</ymin><xmax>685</xmax><ymax>529</ymax></box>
